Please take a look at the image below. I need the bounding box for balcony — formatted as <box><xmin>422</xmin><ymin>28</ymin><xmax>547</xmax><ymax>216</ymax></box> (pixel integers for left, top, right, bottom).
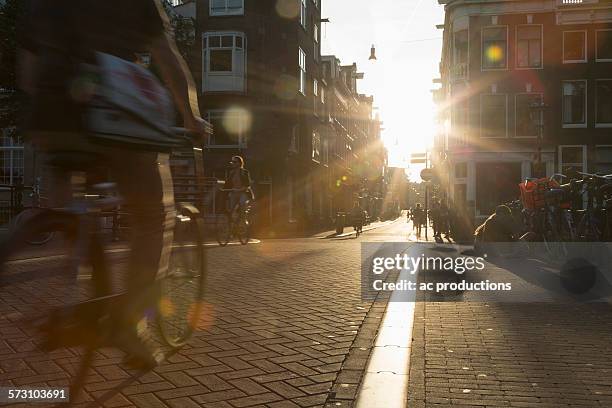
<box><xmin>450</xmin><ymin>63</ymin><xmax>468</xmax><ymax>82</ymax></box>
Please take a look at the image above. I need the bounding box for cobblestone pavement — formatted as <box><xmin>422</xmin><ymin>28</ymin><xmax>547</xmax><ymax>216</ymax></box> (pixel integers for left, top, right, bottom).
<box><xmin>408</xmin><ymin>247</ymin><xmax>612</xmax><ymax>408</ymax></box>
<box><xmin>0</xmin><ymin>219</ymin><xmax>405</xmax><ymax>408</ymax></box>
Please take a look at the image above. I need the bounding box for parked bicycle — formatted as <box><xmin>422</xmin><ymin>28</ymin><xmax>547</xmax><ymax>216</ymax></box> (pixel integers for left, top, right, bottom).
<box><xmin>8</xmin><ymin>177</ymin><xmax>55</xmax><ymax>245</ymax></box>
<box><xmin>215</xmin><ymin>188</ymin><xmax>251</xmax><ymax>246</ymax></box>
<box><xmin>0</xmin><ymin>129</ymin><xmax>207</xmax><ymax>406</ymax></box>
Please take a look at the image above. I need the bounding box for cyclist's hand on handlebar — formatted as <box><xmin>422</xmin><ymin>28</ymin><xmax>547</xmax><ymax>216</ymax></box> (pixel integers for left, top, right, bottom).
<box><xmin>184</xmin><ymin>114</ymin><xmax>212</xmax><ymax>137</ymax></box>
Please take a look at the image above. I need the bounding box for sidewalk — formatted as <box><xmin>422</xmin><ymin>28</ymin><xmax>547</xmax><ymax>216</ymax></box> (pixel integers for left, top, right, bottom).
<box><xmin>407</xmin><ymin>248</ymin><xmax>612</xmax><ymax>407</ymax></box>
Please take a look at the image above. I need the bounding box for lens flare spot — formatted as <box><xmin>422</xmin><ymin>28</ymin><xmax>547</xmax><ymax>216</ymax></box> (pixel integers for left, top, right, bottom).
<box><xmin>276</xmin><ymin>0</ymin><xmax>299</xmax><ymax>19</ymax></box>
<box><xmin>159</xmin><ymin>297</ymin><xmax>175</xmax><ymax>318</ymax></box>
<box><xmin>223</xmin><ymin>106</ymin><xmax>252</xmax><ymax>136</ymax></box>
<box><xmin>486</xmin><ymin>45</ymin><xmax>504</xmax><ymax>63</ymax></box>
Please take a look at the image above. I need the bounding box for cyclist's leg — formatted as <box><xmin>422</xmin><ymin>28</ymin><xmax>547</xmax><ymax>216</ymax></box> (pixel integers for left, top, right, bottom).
<box><xmin>111</xmin><ymin>150</ymin><xmax>174</xmax><ymax>311</ymax></box>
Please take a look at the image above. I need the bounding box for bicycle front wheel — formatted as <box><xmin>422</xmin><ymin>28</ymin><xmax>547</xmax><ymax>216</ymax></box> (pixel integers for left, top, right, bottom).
<box><xmin>158</xmin><ymin>204</ymin><xmax>207</xmax><ymax>349</ymax></box>
<box><xmin>237</xmin><ymin>214</ymin><xmax>250</xmax><ymax>245</ymax></box>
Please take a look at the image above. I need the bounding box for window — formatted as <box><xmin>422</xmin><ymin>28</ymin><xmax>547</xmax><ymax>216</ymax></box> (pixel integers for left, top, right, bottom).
<box><xmin>455</xmin><ymin>163</ymin><xmax>467</xmax><ymax>179</ymax></box>
<box><xmin>480</xmin><ymin>94</ymin><xmax>507</xmax><ymax>137</ymax></box>
<box><xmin>596</xmin><ymin>30</ymin><xmax>612</xmax><ymax>61</ymax></box>
<box><xmin>563</xmin><ymin>31</ymin><xmax>586</xmax><ymax>63</ymax></box>
<box><xmin>596</xmin><ymin>146</ymin><xmax>612</xmax><ymax>174</ymax></box>
<box><xmin>559</xmin><ymin>145</ymin><xmax>586</xmax><ymax>175</ymax></box>
<box><xmin>0</xmin><ymin>131</ymin><xmax>24</xmax><ymax>185</ymax></box>
<box><xmin>313</xmin><ymin>79</ymin><xmax>318</xmax><ymax>97</ymax></box>
<box><xmin>205</xmin><ymin>110</ymin><xmax>248</xmax><ymax>147</ymax></box>
<box><xmin>596</xmin><ymin>80</ymin><xmax>612</xmax><ymax>126</ymax></box>
<box><xmin>515</xmin><ymin>93</ymin><xmax>543</xmax><ymax>137</ymax></box>
<box><xmin>482</xmin><ymin>26</ymin><xmax>507</xmax><ymax>69</ymax></box>
<box><xmin>562</xmin><ymin>81</ymin><xmax>587</xmax><ymax>127</ymax></box>
<box><xmin>300</xmin><ymin>0</ymin><xmax>306</xmax><ymax>28</ymax></box>
<box><xmin>314</xmin><ymin>24</ymin><xmax>319</xmax><ymax>43</ymax></box>
<box><xmin>516</xmin><ymin>25</ymin><xmax>542</xmax><ymax>68</ymax></box>
<box><xmin>299</xmin><ymin>48</ymin><xmax>306</xmax><ymax>95</ymax></box>
<box><xmin>210</xmin><ymin>0</ymin><xmax>244</xmax><ymax>16</ymax></box>
<box><xmin>203</xmin><ymin>32</ymin><xmax>246</xmax><ymax>92</ymax></box>
<box><xmin>453</xmin><ymin>30</ymin><xmax>468</xmax><ymax>65</ymax></box>
<box><xmin>312</xmin><ymin>132</ymin><xmax>321</xmax><ymax>162</ymax></box>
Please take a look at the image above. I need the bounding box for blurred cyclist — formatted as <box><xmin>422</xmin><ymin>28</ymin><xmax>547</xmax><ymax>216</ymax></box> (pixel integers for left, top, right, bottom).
<box><xmin>224</xmin><ymin>156</ymin><xmax>254</xmax><ymax>214</ymax></box>
<box><xmin>18</xmin><ymin>0</ymin><xmax>206</xmax><ymax>367</ymax></box>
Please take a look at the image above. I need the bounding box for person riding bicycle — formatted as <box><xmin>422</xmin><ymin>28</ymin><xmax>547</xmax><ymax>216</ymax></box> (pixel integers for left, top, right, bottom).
<box><xmin>412</xmin><ymin>203</ymin><xmax>424</xmax><ymax>236</ymax></box>
<box><xmin>350</xmin><ymin>201</ymin><xmax>365</xmax><ymax>234</ymax></box>
<box><xmin>224</xmin><ymin>156</ymin><xmax>254</xmax><ymax>216</ymax></box>
<box><xmin>18</xmin><ymin>0</ymin><xmax>207</xmax><ymax>368</ymax></box>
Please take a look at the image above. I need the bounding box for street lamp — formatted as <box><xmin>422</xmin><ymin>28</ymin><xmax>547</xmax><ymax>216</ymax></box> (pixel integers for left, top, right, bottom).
<box><xmin>529</xmin><ymin>100</ymin><xmax>549</xmax><ymax>178</ymax></box>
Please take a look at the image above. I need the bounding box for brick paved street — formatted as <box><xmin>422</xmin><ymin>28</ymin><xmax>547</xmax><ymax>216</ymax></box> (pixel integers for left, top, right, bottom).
<box><xmin>4</xmin><ymin>219</ymin><xmax>612</xmax><ymax>408</ymax></box>
<box><xmin>0</xmin><ymin>220</ymin><xmax>405</xmax><ymax>408</ymax></box>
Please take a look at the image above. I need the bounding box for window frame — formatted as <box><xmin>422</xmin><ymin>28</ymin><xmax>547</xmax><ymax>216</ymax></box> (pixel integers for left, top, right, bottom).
<box><xmin>209</xmin><ymin>0</ymin><xmax>244</xmax><ymax>17</ymax></box>
<box><xmin>312</xmin><ymin>131</ymin><xmax>321</xmax><ymax>163</ymax></box>
<box><xmin>480</xmin><ymin>93</ymin><xmax>508</xmax><ymax>138</ymax></box>
<box><xmin>204</xmin><ymin>109</ymin><xmax>248</xmax><ymax>148</ymax></box>
<box><xmin>596</xmin><ymin>29</ymin><xmax>612</xmax><ymax>62</ymax></box>
<box><xmin>299</xmin><ymin>47</ymin><xmax>307</xmax><ymax>95</ymax></box>
<box><xmin>0</xmin><ymin>130</ymin><xmax>24</xmax><ymax>186</ymax></box>
<box><xmin>558</xmin><ymin>145</ymin><xmax>587</xmax><ymax>174</ymax></box>
<box><xmin>595</xmin><ymin>79</ymin><xmax>612</xmax><ymax>127</ymax></box>
<box><xmin>515</xmin><ymin>24</ymin><xmax>543</xmax><ymax>70</ymax></box>
<box><xmin>481</xmin><ymin>25</ymin><xmax>509</xmax><ymax>71</ymax></box>
<box><xmin>514</xmin><ymin>92</ymin><xmax>544</xmax><ymax>138</ymax></box>
<box><xmin>300</xmin><ymin>0</ymin><xmax>307</xmax><ymax>29</ymax></box>
<box><xmin>202</xmin><ymin>31</ymin><xmax>247</xmax><ymax>93</ymax></box>
<box><xmin>595</xmin><ymin>145</ymin><xmax>612</xmax><ymax>174</ymax></box>
<box><xmin>563</xmin><ymin>30</ymin><xmax>587</xmax><ymax>64</ymax></box>
<box><xmin>562</xmin><ymin>79</ymin><xmax>588</xmax><ymax>128</ymax></box>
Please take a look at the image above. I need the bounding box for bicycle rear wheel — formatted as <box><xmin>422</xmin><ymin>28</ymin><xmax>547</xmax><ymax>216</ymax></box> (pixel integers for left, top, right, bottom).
<box><xmin>216</xmin><ymin>213</ymin><xmax>231</xmax><ymax>246</ymax></box>
<box><xmin>157</xmin><ymin>204</ymin><xmax>206</xmax><ymax>349</ymax></box>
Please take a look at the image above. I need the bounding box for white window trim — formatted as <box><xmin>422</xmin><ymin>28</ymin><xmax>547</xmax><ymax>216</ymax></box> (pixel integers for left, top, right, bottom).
<box><xmin>596</xmin><ymin>29</ymin><xmax>612</xmax><ymax>62</ymax></box>
<box><xmin>481</xmin><ymin>25</ymin><xmax>509</xmax><ymax>71</ymax></box>
<box><xmin>514</xmin><ymin>92</ymin><xmax>543</xmax><ymax>138</ymax></box>
<box><xmin>209</xmin><ymin>0</ymin><xmax>244</xmax><ymax>16</ymax></box>
<box><xmin>515</xmin><ymin>24</ymin><xmax>544</xmax><ymax>70</ymax></box>
<box><xmin>205</xmin><ymin>109</ymin><xmax>248</xmax><ymax>148</ymax></box>
<box><xmin>312</xmin><ymin>131</ymin><xmax>321</xmax><ymax>163</ymax></box>
<box><xmin>558</xmin><ymin>145</ymin><xmax>587</xmax><ymax>174</ymax></box>
<box><xmin>563</xmin><ymin>30</ymin><xmax>588</xmax><ymax>64</ymax></box>
<box><xmin>595</xmin><ymin>79</ymin><xmax>612</xmax><ymax>127</ymax></box>
<box><xmin>562</xmin><ymin>79</ymin><xmax>588</xmax><ymax>128</ymax></box>
<box><xmin>202</xmin><ymin>31</ymin><xmax>247</xmax><ymax>93</ymax></box>
<box><xmin>299</xmin><ymin>47</ymin><xmax>307</xmax><ymax>96</ymax></box>
<box><xmin>480</xmin><ymin>93</ymin><xmax>508</xmax><ymax>138</ymax></box>
<box><xmin>300</xmin><ymin>0</ymin><xmax>307</xmax><ymax>29</ymax></box>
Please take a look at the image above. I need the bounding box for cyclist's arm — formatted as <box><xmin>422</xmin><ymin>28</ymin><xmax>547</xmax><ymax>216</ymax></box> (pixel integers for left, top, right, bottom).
<box><xmin>150</xmin><ymin>3</ymin><xmax>204</xmax><ymax>132</ymax></box>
